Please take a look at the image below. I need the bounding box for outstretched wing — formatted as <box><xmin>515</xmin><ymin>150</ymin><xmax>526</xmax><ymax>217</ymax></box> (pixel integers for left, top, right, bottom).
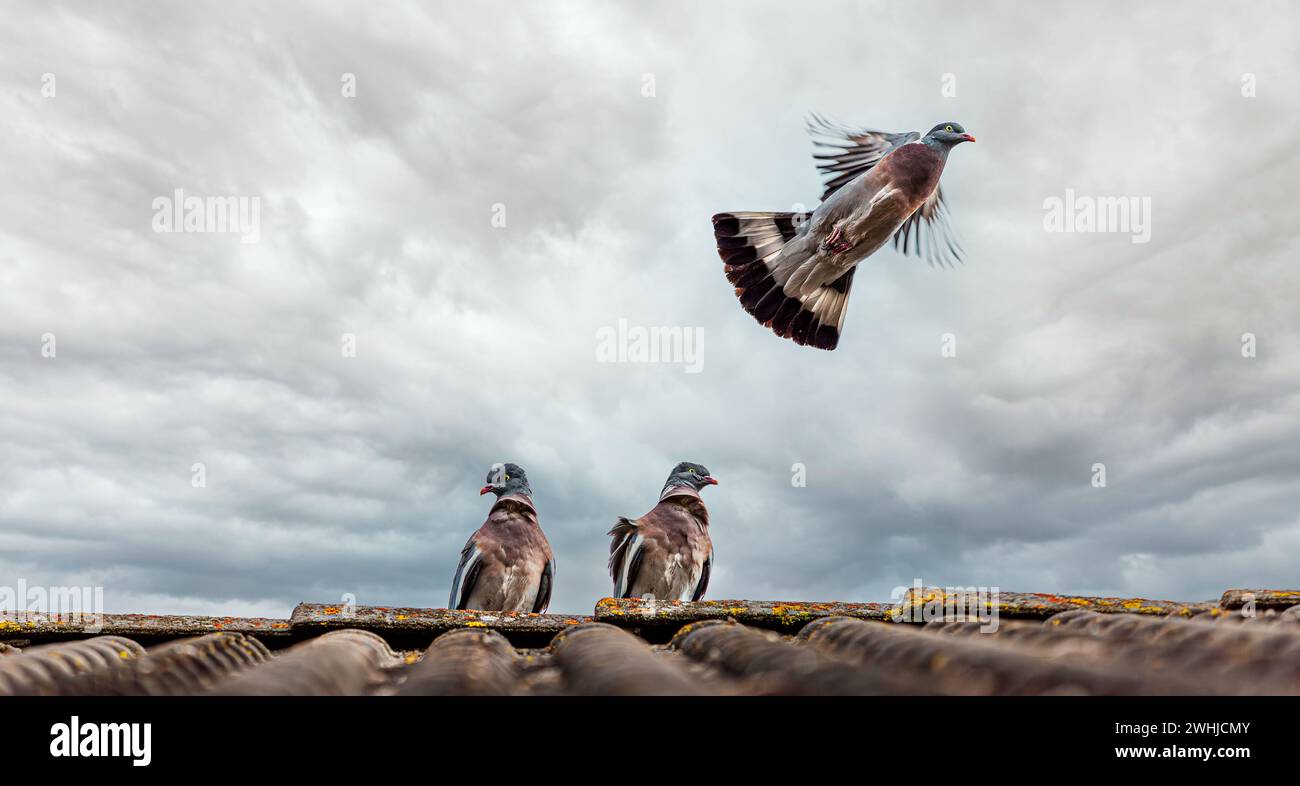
<box><xmin>448</xmin><ymin>536</ymin><xmax>484</xmax><ymax>610</ymax></box>
<box><xmin>894</xmin><ymin>187</ymin><xmax>964</xmax><ymax>268</ymax></box>
<box><xmin>607</xmin><ymin>517</ymin><xmax>644</xmax><ymax>599</ymax></box>
<box><xmin>807</xmin><ymin>113</ymin><xmax>917</xmax><ymax>201</ymax></box>
<box><xmin>532</xmin><ymin>557</ymin><xmax>555</xmax><ymax>613</ymax></box>
<box><xmin>691</xmin><ymin>552</ymin><xmax>712</xmax><ymax>602</ymax></box>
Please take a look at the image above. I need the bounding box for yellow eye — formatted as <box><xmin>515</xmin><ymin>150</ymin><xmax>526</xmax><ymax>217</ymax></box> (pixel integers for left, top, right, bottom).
<box><xmin>688</xmin><ymin>468</ymin><xmax>696</xmax><ymax>473</ymax></box>
<box><xmin>504</xmin><ymin>474</ymin><xmax>510</xmax><ymax>481</ymax></box>
<box><xmin>945</xmin><ymin>125</ymin><xmax>953</xmax><ymax>132</ymax></box>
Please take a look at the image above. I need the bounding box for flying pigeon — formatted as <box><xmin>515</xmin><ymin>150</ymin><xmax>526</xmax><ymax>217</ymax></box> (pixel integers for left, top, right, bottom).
<box><xmin>448</xmin><ymin>462</ymin><xmax>556</xmax><ymax>613</ymax></box>
<box><xmin>608</xmin><ymin>462</ymin><xmax>717</xmax><ymax>602</ymax></box>
<box><xmin>712</xmin><ymin>117</ymin><xmax>975</xmax><ymax>350</ymax></box>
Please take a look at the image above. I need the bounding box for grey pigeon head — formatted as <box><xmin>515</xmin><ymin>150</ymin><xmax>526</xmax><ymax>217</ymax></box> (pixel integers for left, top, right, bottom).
<box><xmin>480</xmin><ymin>462</ymin><xmax>532</xmax><ymax>499</ymax></box>
<box><xmin>662</xmin><ymin>461</ymin><xmax>718</xmax><ymax>493</ymax></box>
<box><xmin>923</xmin><ymin>122</ymin><xmax>976</xmax><ymax>149</ymax></box>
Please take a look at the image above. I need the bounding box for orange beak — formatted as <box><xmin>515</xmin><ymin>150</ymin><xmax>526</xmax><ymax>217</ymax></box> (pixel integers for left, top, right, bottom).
<box><xmin>961</xmin><ymin>133</ymin><xmax>976</xmax><ymax>143</ymax></box>
<box><xmin>479</xmin><ymin>485</ymin><xmax>493</xmax><ymax>495</ymax></box>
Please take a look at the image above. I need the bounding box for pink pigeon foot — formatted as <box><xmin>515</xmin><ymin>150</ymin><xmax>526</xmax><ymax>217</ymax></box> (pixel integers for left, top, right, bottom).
<box><xmin>822</xmin><ymin>226</ymin><xmax>853</xmax><ymax>254</ymax></box>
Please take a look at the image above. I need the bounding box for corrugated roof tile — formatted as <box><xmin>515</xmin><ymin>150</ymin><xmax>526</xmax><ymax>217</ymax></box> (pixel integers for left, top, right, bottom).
<box><xmin>2</xmin><ymin>589</ymin><xmax>1297</xmax><ymax>695</ymax></box>
<box><xmin>391</xmin><ymin>628</ymin><xmax>519</xmax><ymax>696</ymax></box>
<box><xmin>550</xmin><ymin>622</ymin><xmax>707</xmax><ymax>695</ymax></box>
<box><xmin>802</xmin><ymin>615</ymin><xmax>1203</xmax><ymax>695</ymax></box>
<box><xmin>670</xmin><ymin>619</ymin><xmax>918</xmax><ymax>695</ymax></box>
<box><xmin>56</xmin><ymin>632</ymin><xmax>272</xmax><ymax>696</ymax></box>
<box><xmin>0</xmin><ymin>636</ymin><xmax>145</xmax><ymax>696</ymax></box>
<box><xmin>210</xmin><ymin>629</ymin><xmax>397</xmax><ymax>696</ymax></box>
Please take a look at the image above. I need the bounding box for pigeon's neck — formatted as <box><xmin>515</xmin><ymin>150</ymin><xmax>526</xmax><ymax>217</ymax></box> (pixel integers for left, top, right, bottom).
<box><xmin>920</xmin><ymin>137</ymin><xmax>954</xmax><ymax>157</ymax></box>
<box><xmin>660</xmin><ymin>481</ymin><xmax>701</xmax><ymax>501</ymax></box>
<box><xmin>491</xmin><ymin>492</ymin><xmax>536</xmax><ymax>515</ymax></box>
<box><xmin>661</xmin><ymin>487</ymin><xmax>709</xmax><ymax>526</ymax></box>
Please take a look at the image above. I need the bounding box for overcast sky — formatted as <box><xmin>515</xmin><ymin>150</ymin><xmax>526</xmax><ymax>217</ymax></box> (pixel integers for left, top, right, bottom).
<box><xmin>2</xmin><ymin>1</ymin><xmax>1298</xmax><ymax>617</ymax></box>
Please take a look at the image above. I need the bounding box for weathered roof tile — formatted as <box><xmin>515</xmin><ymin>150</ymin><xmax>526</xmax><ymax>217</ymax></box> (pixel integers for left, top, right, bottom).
<box><xmin>210</xmin><ymin>629</ymin><xmax>397</xmax><ymax>696</ymax></box>
<box><xmin>670</xmin><ymin>619</ymin><xmax>915</xmax><ymax>696</ymax></box>
<box><xmin>0</xmin><ymin>611</ymin><xmax>291</xmax><ymax>644</ymax></box>
<box><xmin>391</xmin><ymin>628</ymin><xmax>518</xmax><ymax>696</ymax></box>
<box><xmin>1219</xmin><ymin>589</ymin><xmax>1300</xmax><ymax>610</ymax></box>
<box><xmin>57</xmin><ymin>632</ymin><xmax>271</xmax><ymax>696</ymax></box>
<box><xmin>290</xmin><ymin>602</ymin><xmax>589</xmax><ymax>648</ymax></box>
<box><xmin>595</xmin><ymin>597</ymin><xmax>892</xmax><ymax>640</ymax></box>
<box><xmin>897</xmin><ymin>587</ymin><xmax>1212</xmax><ymax>621</ymax></box>
<box><xmin>804</xmin><ymin>615</ymin><xmax>1204</xmax><ymax>695</ymax></box>
<box><xmin>0</xmin><ymin>636</ymin><xmax>144</xmax><ymax>696</ymax></box>
<box><xmin>550</xmin><ymin>622</ymin><xmax>706</xmax><ymax>696</ymax></box>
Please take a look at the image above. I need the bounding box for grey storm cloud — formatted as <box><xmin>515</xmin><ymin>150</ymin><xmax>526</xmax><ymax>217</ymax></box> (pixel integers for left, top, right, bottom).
<box><xmin>1</xmin><ymin>1</ymin><xmax>1298</xmax><ymax>617</ymax></box>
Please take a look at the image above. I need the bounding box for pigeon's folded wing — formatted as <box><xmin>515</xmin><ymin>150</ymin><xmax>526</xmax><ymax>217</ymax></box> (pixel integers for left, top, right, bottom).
<box><xmin>532</xmin><ymin>557</ymin><xmax>555</xmax><ymax>614</ymax></box>
<box><xmin>807</xmin><ymin>113</ymin><xmax>917</xmax><ymax>201</ymax></box>
<box><xmin>607</xmin><ymin>517</ymin><xmax>644</xmax><ymax>599</ymax></box>
<box><xmin>691</xmin><ymin>552</ymin><xmax>712</xmax><ymax>602</ymax></box>
<box><xmin>448</xmin><ymin>535</ymin><xmax>483</xmax><ymax>610</ymax></box>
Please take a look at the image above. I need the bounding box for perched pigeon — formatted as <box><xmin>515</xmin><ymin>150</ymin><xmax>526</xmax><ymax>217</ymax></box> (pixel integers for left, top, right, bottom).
<box><xmin>608</xmin><ymin>462</ymin><xmax>718</xmax><ymax>601</ymax></box>
<box><xmin>712</xmin><ymin>117</ymin><xmax>975</xmax><ymax>350</ymax></box>
<box><xmin>448</xmin><ymin>463</ymin><xmax>556</xmax><ymax>613</ymax></box>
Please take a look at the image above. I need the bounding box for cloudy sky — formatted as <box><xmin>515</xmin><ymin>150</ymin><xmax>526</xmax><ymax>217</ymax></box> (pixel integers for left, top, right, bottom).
<box><xmin>2</xmin><ymin>1</ymin><xmax>1298</xmax><ymax>617</ymax></box>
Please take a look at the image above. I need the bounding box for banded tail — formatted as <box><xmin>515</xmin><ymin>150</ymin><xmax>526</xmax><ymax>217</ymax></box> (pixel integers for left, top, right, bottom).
<box><xmin>712</xmin><ymin>211</ymin><xmax>855</xmax><ymax>351</ymax></box>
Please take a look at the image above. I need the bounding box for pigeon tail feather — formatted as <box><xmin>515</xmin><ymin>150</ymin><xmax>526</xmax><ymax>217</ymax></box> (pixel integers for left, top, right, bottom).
<box><xmin>711</xmin><ymin>211</ymin><xmax>855</xmax><ymax>351</ymax></box>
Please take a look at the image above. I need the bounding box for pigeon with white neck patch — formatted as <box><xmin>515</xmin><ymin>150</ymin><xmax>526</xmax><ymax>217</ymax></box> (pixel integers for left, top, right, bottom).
<box><xmin>713</xmin><ymin>117</ymin><xmax>975</xmax><ymax>350</ymax></box>
<box><xmin>608</xmin><ymin>462</ymin><xmax>718</xmax><ymax>601</ymax></box>
<box><xmin>449</xmin><ymin>463</ymin><xmax>555</xmax><ymax>612</ymax></box>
